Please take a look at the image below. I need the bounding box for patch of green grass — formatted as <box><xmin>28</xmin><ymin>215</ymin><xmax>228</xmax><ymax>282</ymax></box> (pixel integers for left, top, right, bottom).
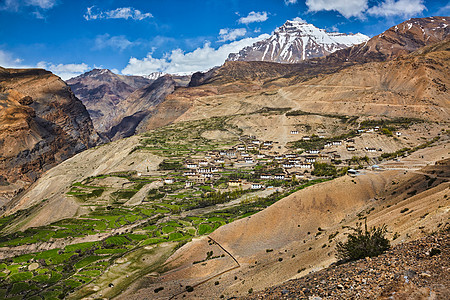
<box><xmin>141</xmin><ymin>238</ymin><xmax>167</xmax><ymax>246</ymax></box>
<box><xmin>74</xmin><ymin>256</ymin><xmax>104</xmax><ymax>269</ymax></box>
<box><xmin>64</xmin><ymin>279</ymin><xmax>82</xmax><ymax>288</ymax></box>
<box><xmin>64</xmin><ymin>242</ymin><xmax>97</xmax><ymax>252</ymax></box>
<box><xmin>168</xmin><ymin>232</ymin><xmax>185</xmax><ymax>241</ymax></box>
<box><xmin>198</xmin><ymin>224</ymin><xmax>212</xmax><ymax>235</ymax></box>
<box><xmin>9</xmin><ymin>271</ymin><xmax>33</xmax><ymax>282</ymax></box>
<box><xmin>94</xmin><ymin>248</ymin><xmax>127</xmax><ymax>255</ymax></box>
<box><xmin>32</xmin><ymin>274</ymin><xmax>50</xmax><ymax>283</ymax></box>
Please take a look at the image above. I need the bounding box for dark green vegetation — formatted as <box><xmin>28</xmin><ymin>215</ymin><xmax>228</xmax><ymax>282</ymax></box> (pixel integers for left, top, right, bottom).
<box><xmin>336</xmin><ymin>221</ymin><xmax>390</xmax><ymax>262</ymax></box>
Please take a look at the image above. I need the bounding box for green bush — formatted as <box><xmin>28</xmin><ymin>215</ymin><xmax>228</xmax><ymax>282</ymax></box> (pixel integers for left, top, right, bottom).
<box><xmin>336</xmin><ymin>221</ymin><xmax>390</xmax><ymax>262</ymax></box>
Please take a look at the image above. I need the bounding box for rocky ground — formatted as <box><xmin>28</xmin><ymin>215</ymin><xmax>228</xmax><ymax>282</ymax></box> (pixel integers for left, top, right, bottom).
<box><xmin>244</xmin><ymin>229</ymin><xmax>449</xmax><ymax>299</ymax></box>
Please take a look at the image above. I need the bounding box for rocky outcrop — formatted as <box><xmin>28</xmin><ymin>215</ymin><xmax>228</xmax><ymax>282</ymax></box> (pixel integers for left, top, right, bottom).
<box><xmin>0</xmin><ymin>68</ymin><xmax>101</xmax><ymax>207</ymax></box>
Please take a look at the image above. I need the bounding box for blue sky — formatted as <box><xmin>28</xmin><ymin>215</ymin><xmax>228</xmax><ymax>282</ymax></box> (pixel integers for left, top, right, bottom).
<box><xmin>0</xmin><ymin>0</ymin><xmax>448</xmax><ymax>79</ymax></box>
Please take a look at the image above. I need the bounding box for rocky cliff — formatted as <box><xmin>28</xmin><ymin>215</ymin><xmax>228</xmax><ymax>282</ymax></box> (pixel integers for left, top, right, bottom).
<box><xmin>0</xmin><ymin>67</ymin><xmax>100</xmax><ymax>207</ymax></box>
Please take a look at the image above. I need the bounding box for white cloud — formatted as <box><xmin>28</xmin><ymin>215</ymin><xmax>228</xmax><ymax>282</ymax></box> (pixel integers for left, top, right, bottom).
<box><xmin>0</xmin><ymin>50</ymin><xmax>27</xmax><ymax>68</ymax></box>
<box><xmin>218</xmin><ymin>28</ymin><xmax>247</xmax><ymax>42</ymax></box>
<box><xmin>238</xmin><ymin>11</ymin><xmax>268</xmax><ymax>24</ymax></box>
<box><xmin>84</xmin><ymin>6</ymin><xmax>153</xmax><ymax>21</ymax></box>
<box><xmin>121</xmin><ymin>34</ymin><xmax>270</xmax><ymax>76</ymax></box>
<box><xmin>94</xmin><ymin>34</ymin><xmax>137</xmax><ymax>51</ymax></box>
<box><xmin>292</xmin><ymin>17</ymin><xmax>307</xmax><ymax>23</ymax></box>
<box><xmin>284</xmin><ymin>0</ymin><xmax>298</xmax><ymax>4</ymax></box>
<box><xmin>36</xmin><ymin>62</ymin><xmax>90</xmax><ymax>80</ymax></box>
<box><xmin>0</xmin><ymin>49</ymin><xmax>90</xmax><ymax>80</ymax></box>
<box><xmin>367</xmin><ymin>0</ymin><xmax>426</xmax><ymax>18</ymax></box>
<box><xmin>306</xmin><ymin>0</ymin><xmax>368</xmax><ymax>18</ymax></box>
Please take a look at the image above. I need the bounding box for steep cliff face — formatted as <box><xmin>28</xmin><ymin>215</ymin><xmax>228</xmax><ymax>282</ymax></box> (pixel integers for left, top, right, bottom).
<box><xmin>227</xmin><ymin>19</ymin><xmax>368</xmax><ymax>63</ymax></box>
<box><xmin>0</xmin><ymin>68</ymin><xmax>100</xmax><ymax>206</ymax></box>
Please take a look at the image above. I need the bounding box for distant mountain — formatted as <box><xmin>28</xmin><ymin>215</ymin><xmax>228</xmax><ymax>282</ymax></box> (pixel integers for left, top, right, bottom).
<box><xmin>67</xmin><ymin>69</ymin><xmax>154</xmax><ymax>133</ymax></box>
<box><xmin>227</xmin><ymin>19</ymin><xmax>369</xmax><ymax>63</ymax></box>
<box><xmin>107</xmin><ymin>75</ymin><xmax>179</xmax><ymax>140</ymax></box>
<box><xmin>324</xmin><ymin>16</ymin><xmax>450</xmax><ymax>63</ymax></box>
<box><xmin>0</xmin><ymin>67</ymin><xmax>101</xmax><ymax>207</ymax></box>
<box><xmin>67</xmin><ymin>69</ymin><xmax>192</xmax><ymax>136</ymax></box>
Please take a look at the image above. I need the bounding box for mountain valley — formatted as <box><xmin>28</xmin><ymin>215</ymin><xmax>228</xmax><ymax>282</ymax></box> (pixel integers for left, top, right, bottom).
<box><xmin>0</xmin><ymin>16</ymin><xmax>449</xmax><ymax>300</ymax></box>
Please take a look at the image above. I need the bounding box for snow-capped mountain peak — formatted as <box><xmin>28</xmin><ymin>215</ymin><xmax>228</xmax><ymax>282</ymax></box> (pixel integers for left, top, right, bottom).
<box><xmin>227</xmin><ymin>20</ymin><xmax>369</xmax><ymax>63</ymax></box>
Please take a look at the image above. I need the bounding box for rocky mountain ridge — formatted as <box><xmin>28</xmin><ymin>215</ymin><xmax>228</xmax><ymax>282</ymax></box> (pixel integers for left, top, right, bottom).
<box><xmin>323</xmin><ymin>16</ymin><xmax>450</xmax><ymax>63</ymax></box>
<box><xmin>227</xmin><ymin>19</ymin><xmax>369</xmax><ymax>63</ymax></box>
<box><xmin>67</xmin><ymin>69</ymin><xmax>154</xmax><ymax>132</ymax></box>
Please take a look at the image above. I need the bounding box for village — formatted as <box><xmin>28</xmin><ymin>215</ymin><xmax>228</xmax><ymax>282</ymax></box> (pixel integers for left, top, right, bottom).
<box><xmin>161</xmin><ymin>126</ymin><xmax>403</xmax><ymax>192</ymax></box>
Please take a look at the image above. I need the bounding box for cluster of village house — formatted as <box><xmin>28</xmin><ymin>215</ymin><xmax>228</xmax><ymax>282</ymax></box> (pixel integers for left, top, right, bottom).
<box><xmin>170</xmin><ymin>127</ymin><xmax>400</xmax><ymax>190</ymax></box>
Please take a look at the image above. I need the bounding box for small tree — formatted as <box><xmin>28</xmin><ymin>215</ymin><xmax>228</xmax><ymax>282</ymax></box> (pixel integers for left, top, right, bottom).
<box><xmin>336</xmin><ymin>219</ymin><xmax>390</xmax><ymax>262</ymax></box>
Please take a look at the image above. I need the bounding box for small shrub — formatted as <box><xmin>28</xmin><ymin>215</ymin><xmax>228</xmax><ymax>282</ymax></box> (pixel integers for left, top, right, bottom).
<box><xmin>336</xmin><ymin>220</ymin><xmax>390</xmax><ymax>262</ymax></box>
<box><xmin>429</xmin><ymin>248</ymin><xmax>441</xmax><ymax>257</ymax></box>
<box><xmin>400</xmin><ymin>208</ymin><xmax>409</xmax><ymax>213</ymax></box>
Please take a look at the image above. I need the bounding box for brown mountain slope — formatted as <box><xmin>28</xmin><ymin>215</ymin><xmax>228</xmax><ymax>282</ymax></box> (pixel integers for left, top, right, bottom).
<box><xmin>0</xmin><ymin>68</ymin><xmax>100</xmax><ymax>207</ymax></box>
<box><xmin>245</xmin><ymin>231</ymin><xmax>449</xmax><ymax>299</ymax></box>
<box><xmin>67</xmin><ymin>69</ymin><xmax>154</xmax><ymax>132</ymax></box>
<box><xmin>131</xmin><ymin>19</ymin><xmax>449</xmax><ymax>133</ymax></box>
<box><xmin>119</xmin><ymin>152</ymin><xmax>449</xmax><ymax>299</ymax></box>
<box><xmin>149</xmin><ymin>38</ymin><xmax>448</xmax><ymax>136</ymax></box>
<box><xmin>277</xmin><ymin>38</ymin><xmax>450</xmax><ymax>121</ymax></box>
<box><xmin>107</xmin><ymin>75</ymin><xmax>179</xmax><ymax>140</ymax></box>
<box><xmin>324</xmin><ymin>16</ymin><xmax>449</xmax><ymax>63</ymax></box>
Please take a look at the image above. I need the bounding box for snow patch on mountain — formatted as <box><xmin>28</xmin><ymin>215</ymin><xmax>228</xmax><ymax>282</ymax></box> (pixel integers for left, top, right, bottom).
<box><xmin>227</xmin><ymin>20</ymin><xmax>369</xmax><ymax>63</ymax></box>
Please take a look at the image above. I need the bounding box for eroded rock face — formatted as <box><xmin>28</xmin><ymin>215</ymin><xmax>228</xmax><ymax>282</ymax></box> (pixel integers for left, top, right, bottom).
<box><xmin>0</xmin><ymin>67</ymin><xmax>101</xmax><ymax>206</ymax></box>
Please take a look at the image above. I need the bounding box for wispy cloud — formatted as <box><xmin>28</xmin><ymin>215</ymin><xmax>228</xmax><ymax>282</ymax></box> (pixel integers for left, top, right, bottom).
<box><xmin>0</xmin><ymin>0</ymin><xmax>57</xmax><ymax>11</ymax></box>
<box><xmin>284</xmin><ymin>0</ymin><xmax>298</xmax><ymax>5</ymax></box>
<box><xmin>121</xmin><ymin>34</ymin><xmax>270</xmax><ymax>76</ymax></box>
<box><xmin>93</xmin><ymin>34</ymin><xmax>138</xmax><ymax>51</ymax></box>
<box><xmin>367</xmin><ymin>0</ymin><xmax>426</xmax><ymax>18</ymax></box>
<box><xmin>218</xmin><ymin>28</ymin><xmax>247</xmax><ymax>42</ymax></box>
<box><xmin>84</xmin><ymin>6</ymin><xmax>153</xmax><ymax>21</ymax></box>
<box><xmin>0</xmin><ymin>0</ymin><xmax>57</xmax><ymax>18</ymax></box>
<box><xmin>238</xmin><ymin>11</ymin><xmax>268</xmax><ymax>24</ymax></box>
